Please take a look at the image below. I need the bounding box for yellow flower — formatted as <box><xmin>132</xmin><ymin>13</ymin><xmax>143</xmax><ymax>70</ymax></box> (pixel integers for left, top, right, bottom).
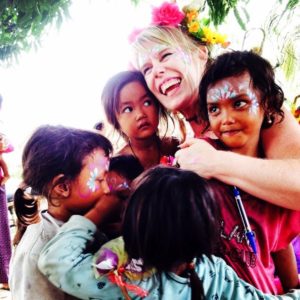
<box><xmin>202</xmin><ymin>26</ymin><xmax>216</xmax><ymax>44</ymax></box>
<box><xmin>188</xmin><ymin>21</ymin><xmax>200</xmax><ymax>33</ymax></box>
<box><xmin>214</xmin><ymin>32</ymin><xmax>228</xmax><ymax>47</ymax></box>
<box><xmin>186</xmin><ymin>10</ymin><xmax>198</xmax><ymax>23</ymax></box>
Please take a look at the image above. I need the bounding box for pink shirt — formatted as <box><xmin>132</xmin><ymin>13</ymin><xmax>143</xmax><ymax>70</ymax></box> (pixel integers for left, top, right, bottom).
<box><xmin>207</xmin><ymin>138</ymin><xmax>300</xmax><ymax>294</ymax></box>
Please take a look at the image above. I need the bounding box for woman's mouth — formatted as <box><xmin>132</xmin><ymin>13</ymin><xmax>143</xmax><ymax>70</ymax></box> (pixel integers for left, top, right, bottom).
<box><xmin>159</xmin><ymin>78</ymin><xmax>181</xmax><ymax>96</ymax></box>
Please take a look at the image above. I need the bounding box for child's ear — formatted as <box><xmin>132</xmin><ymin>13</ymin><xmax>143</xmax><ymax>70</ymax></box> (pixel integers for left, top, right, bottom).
<box><xmin>52</xmin><ymin>174</ymin><xmax>70</xmax><ymax>198</ymax></box>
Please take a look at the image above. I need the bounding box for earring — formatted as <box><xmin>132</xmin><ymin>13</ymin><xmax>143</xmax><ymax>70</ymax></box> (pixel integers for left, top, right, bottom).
<box><xmin>267</xmin><ymin>114</ymin><xmax>272</xmax><ymax>124</ymax></box>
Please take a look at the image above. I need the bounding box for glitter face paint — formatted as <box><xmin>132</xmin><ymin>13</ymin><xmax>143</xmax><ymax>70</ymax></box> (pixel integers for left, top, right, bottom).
<box><xmin>207</xmin><ymin>82</ymin><xmax>259</xmax><ymax>115</ymax></box>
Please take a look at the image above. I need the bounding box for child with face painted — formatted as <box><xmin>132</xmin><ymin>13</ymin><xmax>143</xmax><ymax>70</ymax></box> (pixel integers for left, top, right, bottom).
<box><xmin>133</xmin><ymin>1</ymin><xmax>300</xmax><ymax>212</ymax></box>
<box><xmin>102</xmin><ymin>70</ymin><xmax>179</xmax><ymax>170</ymax></box>
<box><xmin>198</xmin><ymin>50</ymin><xmax>300</xmax><ymax>294</ymax></box>
<box><xmin>37</xmin><ymin>166</ymin><xmax>300</xmax><ymax>300</ymax></box>
<box><xmin>9</xmin><ymin>125</ymin><xmax>116</xmax><ymax>300</ymax></box>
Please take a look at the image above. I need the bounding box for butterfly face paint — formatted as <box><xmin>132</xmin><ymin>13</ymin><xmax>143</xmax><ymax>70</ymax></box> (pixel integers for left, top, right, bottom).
<box><xmin>207</xmin><ymin>81</ymin><xmax>260</xmax><ymax>116</ymax></box>
<box><xmin>86</xmin><ymin>157</ymin><xmax>109</xmax><ymax>193</ymax></box>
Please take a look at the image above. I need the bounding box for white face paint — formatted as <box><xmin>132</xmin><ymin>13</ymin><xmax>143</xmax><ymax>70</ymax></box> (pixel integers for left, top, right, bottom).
<box><xmin>207</xmin><ymin>82</ymin><xmax>260</xmax><ymax>115</ymax></box>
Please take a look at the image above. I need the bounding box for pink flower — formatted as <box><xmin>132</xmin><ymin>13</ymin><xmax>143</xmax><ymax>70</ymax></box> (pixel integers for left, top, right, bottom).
<box><xmin>128</xmin><ymin>27</ymin><xmax>144</xmax><ymax>44</ymax></box>
<box><xmin>151</xmin><ymin>2</ymin><xmax>185</xmax><ymax>27</ymax></box>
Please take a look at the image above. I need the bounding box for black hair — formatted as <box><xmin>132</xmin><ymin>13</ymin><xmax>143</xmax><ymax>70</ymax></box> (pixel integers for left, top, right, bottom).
<box><xmin>199</xmin><ymin>50</ymin><xmax>284</xmax><ymax>129</ymax></box>
<box><xmin>14</xmin><ymin>125</ymin><xmax>113</xmax><ymax>240</ymax></box>
<box><xmin>109</xmin><ymin>155</ymin><xmax>144</xmax><ymax>181</ymax></box>
<box><xmin>94</xmin><ymin>121</ymin><xmax>104</xmax><ymax>132</ymax></box>
<box><xmin>101</xmin><ymin>70</ymin><xmax>170</xmax><ymax>138</ymax></box>
<box><xmin>123</xmin><ymin>166</ymin><xmax>220</xmax><ymax>300</ymax></box>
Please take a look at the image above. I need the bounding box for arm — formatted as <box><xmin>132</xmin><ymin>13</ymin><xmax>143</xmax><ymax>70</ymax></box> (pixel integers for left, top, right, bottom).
<box><xmin>38</xmin><ymin>215</ymin><xmax>122</xmax><ymax>300</ymax></box>
<box><xmin>0</xmin><ymin>154</ymin><xmax>10</xmax><ymax>185</ymax></box>
<box><xmin>272</xmin><ymin>244</ymin><xmax>299</xmax><ymax>293</ymax></box>
<box><xmin>175</xmin><ymin>138</ymin><xmax>300</xmax><ymax>210</ymax></box>
<box><xmin>209</xmin><ymin>256</ymin><xmax>300</xmax><ymax>299</ymax></box>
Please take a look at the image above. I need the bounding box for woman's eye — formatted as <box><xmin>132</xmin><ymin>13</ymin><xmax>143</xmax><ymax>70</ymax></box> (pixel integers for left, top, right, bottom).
<box><xmin>161</xmin><ymin>52</ymin><xmax>172</xmax><ymax>61</ymax></box>
<box><xmin>142</xmin><ymin>66</ymin><xmax>152</xmax><ymax>75</ymax></box>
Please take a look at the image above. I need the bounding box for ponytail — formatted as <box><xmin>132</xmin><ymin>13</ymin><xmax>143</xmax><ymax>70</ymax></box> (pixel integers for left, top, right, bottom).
<box><xmin>13</xmin><ymin>187</ymin><xmax>40</xmax><ymax>245</ymax></box>
<box><xmin>188</xmin><ymin>263</ymin><xmax>205</xmax><ymax>300</ymax></box>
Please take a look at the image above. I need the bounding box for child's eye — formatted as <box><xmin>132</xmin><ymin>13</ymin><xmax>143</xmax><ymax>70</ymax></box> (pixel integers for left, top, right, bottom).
<box><xmin>208</xmin><ymin>105</ymin><xmax>219</xmax><ymax>115</ymax></box>
<box><xmin>234</xmin><ymin>100</ymin><xmax>247</xmax><ymax>109</ymax></box>
<box><xmin>144</xmin><ymin>99</ymin><xmax>152</xmax><ymax>107</ymax></box>
<box><xmin>122</xmin><ymin>106</ymin><xmax>133</xmax><ymax>113</ymax></box>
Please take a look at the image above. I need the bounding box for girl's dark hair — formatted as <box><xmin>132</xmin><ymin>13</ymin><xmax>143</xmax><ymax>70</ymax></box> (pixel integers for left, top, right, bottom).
<box><xmin>109</xmin><ymin>155</ymin><xmax>144</xmax><ymax>181</ymax></box>
<box><xmin>199</xmin><ymin>50</ymin><xmax>284</xmax><ymax>129</ymax></box>
<box><xmin>123</xmin><ymin>166</ymin><xmax>220</xmax><ymax>300</ymax></box>
<box><xmin>101</xmin><ymin>70</ymin><xmax>170</xmax><ymax>138</ymax></box>
<box><xmin>14</xmin><ymin>125</ymin><xmax>113</xmax><ymax>233</ymax></box>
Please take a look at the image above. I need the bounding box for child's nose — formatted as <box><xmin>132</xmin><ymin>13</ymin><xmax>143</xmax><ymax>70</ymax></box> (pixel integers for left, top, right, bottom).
<box><xmin>221</xmin><ymin>109</ymin><xmax>235</xmax><ymax>124</ymax></box>
<box><xmin>135</xmin><ymin>107</ymin><xmax>146</xmax><ymax>120</ymax></box>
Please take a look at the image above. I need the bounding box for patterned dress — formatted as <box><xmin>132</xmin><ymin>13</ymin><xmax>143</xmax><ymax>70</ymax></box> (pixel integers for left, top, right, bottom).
<box><xmin>0</xmin><ymin>132</ymin><xmax>13</xmax><ymax>284</ymax></box>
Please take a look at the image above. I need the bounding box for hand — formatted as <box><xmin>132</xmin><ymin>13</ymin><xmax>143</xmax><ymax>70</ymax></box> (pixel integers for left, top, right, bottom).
<box><xmin>85</xmin><ymin>194</ymin><xmax>124</xmax><ymax>227</ymax></box>
<box><xmin>175</xmin><ymin>138</ymin><xmax>219</xmax><ymax>179</ymax></box>
<box><xmin>0</xmin><ymin>175</ymin><xmax>9</xmax><ymax>186</ymax></box>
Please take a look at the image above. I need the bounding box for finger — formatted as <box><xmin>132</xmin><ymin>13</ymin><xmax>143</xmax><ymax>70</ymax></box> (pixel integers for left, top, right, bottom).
<box><xmin>178</xmin><ymin>138</ymin><xmax>199</xmax><ymax>149</ymax></box>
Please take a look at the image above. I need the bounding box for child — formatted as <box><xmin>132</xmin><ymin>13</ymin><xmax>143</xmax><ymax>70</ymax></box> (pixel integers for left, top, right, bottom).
<box><xmin>101</xmin><ymin>154</ymin><xmax>144</xmax><ymax>239</ymax></box>
<box><xmin>0</xmin><ymin>94</ymin><xmax>14</xmax><ymax>291</ymax></box>
<box><xmin>38</xmin><ymin>166</ymin><xmax>300</xmax><ymax>299</ymax></box>
<box><xmin>9</xmin><ymin>125</ymin><xmax>115</xmax><ymax>300</ymax></box>
<box><xmin>101</xmin><ymin>70</ymin><xmax>179</xmax><ymax>170</ymax></box>
<box><xmin>198</xmin><ymin>50</ymin><xmax>300</xmax><ymax>293</ymax></box>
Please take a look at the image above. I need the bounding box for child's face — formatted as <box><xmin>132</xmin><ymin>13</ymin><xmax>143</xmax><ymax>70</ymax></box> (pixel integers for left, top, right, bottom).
<box><xmin>64</xmin><ymin>148</ymin><xmax>110</xmax><ymax>214</ymax></box>
<box><xmin>117</xmin><ymin>81</ymin><xmax>159</xmax><ymax>140</ymax></box>
<box><xmin>138</xmin><ymin>44</ymin><xmax>206</xmax><ymax>113</ymax></box>
<box><xmin>207</xmin><ymin>72</ymin><xmax>265</xmax><ymax>156</ymax></box>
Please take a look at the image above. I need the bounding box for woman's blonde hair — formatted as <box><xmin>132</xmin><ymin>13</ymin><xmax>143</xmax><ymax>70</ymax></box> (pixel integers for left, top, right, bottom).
<box><xmin>131</xmin><ymin>26</ymin><xmax>202</xmax><ymax>70</ymax></box>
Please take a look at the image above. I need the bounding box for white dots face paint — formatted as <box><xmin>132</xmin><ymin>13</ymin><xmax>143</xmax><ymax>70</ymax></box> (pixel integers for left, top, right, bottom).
<box><xmin>208</xmin><ymin>83</ymin><xmax>237</xmax><ymax>103</ymax></box>
<box><xmin>87</xmin><ymin>167</ymin><xmax>100</xmax><ymax>192</ymax></box>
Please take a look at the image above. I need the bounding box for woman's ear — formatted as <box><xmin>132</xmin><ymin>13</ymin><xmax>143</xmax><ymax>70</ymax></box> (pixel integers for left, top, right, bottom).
<box><xmin>198</xmin><ymin>45</ymin><xmax>208</xmax><ymax>61</ymax></box>
<box><xmin>52</xmin><ymin>174</ymin><xmax>70</xmax><ymax>198</ymax></box>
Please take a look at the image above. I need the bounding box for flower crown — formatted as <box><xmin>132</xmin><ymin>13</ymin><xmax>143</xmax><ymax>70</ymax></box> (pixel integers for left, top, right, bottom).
<box><xmin>130</xmin><ymin>1</ymin><xmax>229</xmax><ymax>48</ymax></box>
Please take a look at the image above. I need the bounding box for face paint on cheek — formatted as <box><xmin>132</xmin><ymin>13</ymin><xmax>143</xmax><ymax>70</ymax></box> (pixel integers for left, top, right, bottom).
<box><xmin>208</xmin><ymin>83</ymin><xmax>237</xmax><ymax>103</ymax></box>
<box><xmin>87</xmin><ymin>167</ymin><xmax>100</xmax><ymax>192</ymax></box>
<box><xmin>176</xmin><ymin>48</ymin><xmax>191</xmax><ymax>65</ymax></box>
<box><xmin>84</xmin><ymin>157</ymin><xmax>109</xmax><ymax>195</ymax></box>
<box><xmin>138</xmin><ymin>45</ymin><xmax>168</xmax><ymax>69</ymax></box>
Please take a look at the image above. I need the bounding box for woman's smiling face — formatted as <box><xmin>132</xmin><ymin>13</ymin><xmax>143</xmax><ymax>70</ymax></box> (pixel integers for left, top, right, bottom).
<box><xmin>138</xmin><ymin>43</ymin><xmax>207</xmax><ymax>115</ymax></box>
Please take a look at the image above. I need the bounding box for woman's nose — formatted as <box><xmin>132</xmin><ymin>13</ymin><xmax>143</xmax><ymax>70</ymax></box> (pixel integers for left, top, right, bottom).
<box><xmin>153</xmin><ymin>63</ymin><xmax>165</xmax><ymax>77</ymax></box>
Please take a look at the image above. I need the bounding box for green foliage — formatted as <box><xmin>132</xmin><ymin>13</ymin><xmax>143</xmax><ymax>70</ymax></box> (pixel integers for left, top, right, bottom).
<box><xmin>281</xmin><ymin>40</ymin><xmax>297</xmax><ymax>80</ymax></box>
<box><xmin>233</xmin><ymin>7</ymin><xmax>247</xmax><ymax>31</ymax></box>
<box><xmin>0</xmin><ymin>0</ymin><xmax>71</xmax><ymax>64</ymax></box>
<box><xmin>206</xmin><ymin>0</ymin><xmax>239</xmax><ymax>26</ymax></box>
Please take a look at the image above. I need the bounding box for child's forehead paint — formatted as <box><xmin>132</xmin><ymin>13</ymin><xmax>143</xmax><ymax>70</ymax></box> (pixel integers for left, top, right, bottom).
<box><xmin>88</xmin><ymin>156</ymin><xmax>109</xmax><ymax>172</ymax></box>
<box><xmin>208</xmin><ymin>82</ymin><xmax>237</xmax><ymax>103</ymax></box>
